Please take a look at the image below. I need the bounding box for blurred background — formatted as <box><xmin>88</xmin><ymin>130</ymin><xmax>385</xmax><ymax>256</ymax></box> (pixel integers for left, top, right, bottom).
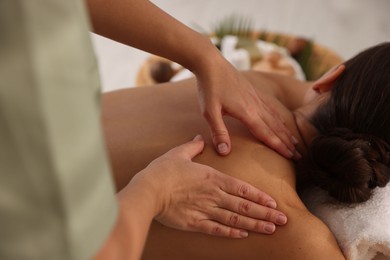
<box><xmin>91</xmin><ymin>0</ymin><xmax>390</xmax><ymax>92</ymax></box>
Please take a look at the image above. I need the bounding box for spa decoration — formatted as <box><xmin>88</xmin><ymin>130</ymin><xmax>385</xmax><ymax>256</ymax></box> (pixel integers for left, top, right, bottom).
<box><xmin>136</xmin><ymin>15</ymin><xmax>343</xmax><ymax>86</ymax></box>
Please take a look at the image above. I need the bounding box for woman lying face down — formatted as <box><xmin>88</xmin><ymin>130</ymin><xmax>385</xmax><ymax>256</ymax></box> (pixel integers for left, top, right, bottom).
<box><xmin>297</xmin><ymin>42</ymin><xmax>390</xmax><ymax>203</ymax></box>
<box><xmin>101</xmin><ymin>43</ymin><xmax>389</xmax><ymax>259</ymax></box>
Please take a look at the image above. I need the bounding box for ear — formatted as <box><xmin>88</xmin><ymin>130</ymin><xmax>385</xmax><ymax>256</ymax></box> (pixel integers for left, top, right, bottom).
<box><xmin>312</xmin><ymin>65</ymin><xmax>346</xmax><ymax>93</ymax></box>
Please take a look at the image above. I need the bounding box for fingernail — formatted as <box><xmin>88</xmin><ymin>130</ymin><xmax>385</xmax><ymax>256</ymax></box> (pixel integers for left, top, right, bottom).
<box><xmin>266</xmin><ymin>200</ymin><xmax>277</xmax><ymax>209</ymax></box>
<box><xmin>286</xmin><ymin>149</ymin><xmax>294</xmax><ymax>158</ymax></box>
<box><xmin>264</xmin><ymin>223</ymin><xmax>275</xmax><ymax>234</ymax></box>
<box><xmin>218</xmin><ymin>143</ymin><xmax>228</xmax><ymax>154</ymax></box>
<box><xmin>239</xmin><ymin>230</ymin><xmax>248</xmax><ymax>238</ymax></box>
<box><xmin>276</xmin><ymin>214</ymin><xmax>287</xmax><ymax>225</ymax></box>
<box><xmin>295</xmin><ymin>151</ymin><xmax>302</xmax><ymax>160</ymax></box>
<box><xmin>291</xmin><ymin>136</ymin><xmax>299</xmax><ymax>145</ymax></box>
<box><xmin>193</xmin><ymin>134</ymin><xmax>203</xmax><ymax>141</ymax></box>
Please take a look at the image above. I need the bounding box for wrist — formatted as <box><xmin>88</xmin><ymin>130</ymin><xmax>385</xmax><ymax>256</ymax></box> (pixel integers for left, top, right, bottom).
<box><xmin>119</xmin><ymin>168</ymin><xmax>161</xmax><ymax>217</ymax></box>
<box><xmin>95</xmin><ymin>171</ymin><xmax>161</xmax><ymax>260</ymax></box>
<box><xmin>182</xmin><ymin>34</ymin><xmax>224</xmax><ymax>74</ymax></box>
<box><xmin>95</xmin><ymin>175</ymin><xmax>159</xmax><ymax>260</ymax></box>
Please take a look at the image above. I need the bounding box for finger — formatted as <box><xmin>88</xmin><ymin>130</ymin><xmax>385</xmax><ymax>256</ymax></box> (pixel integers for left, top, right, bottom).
<box><xmin>238</xmin><ymin>104</ymin><xmax>300</xmax><ymax>159</ymax></box>
<box><xmin>240</xmin><ymin>108</ymin><xmax>295</xmax><ymax>159</ymax></box>
<box><xmin>260</xmin><ymin>99</ymin><xmax>298</xmax><ymax>145</ymax></box>
<box><xmin>195</xmin><ymin>219</ymin><xmax>249</xmax><ymax>238</ymax></box>
<box><xmin>203</xmin><ymin>108</ymin><xmax>231</xmax><ymax>156</ymax></box>
<box><xmin>264</xmin><ymin>113</ymin><xmax>296</xmax><ymax>152</ymax></box>
<box><xmin>256</xmin><ymin>127</ymin><xmax>301</xmax><ymax>161</ymax></box>
<box><xmin>249</xmin><ymin>120</ymin><xmax>295</xmax><ymax>159</ymax></box>
<box><xmin>217</xmin><ymin>194</ymin><xmax>287</xmax><ymax>226</ymax></box>
<box><xmin>193</xmin><ymin>207</ymin><xmax>278</xmax><ymax>235</ymax></box>
<box><xmin>206</xmin><ymin>207</ymin><xmax>280</xmax><ymax>235</ymax></box>
<box><xmin>258</xmin><ymin>105</ymin><xmax>301</xmax><ymax>158</ymax></box>
<box><xmin>217</xmin><ymin>173</ymin><xmax>279</xmax><ymax>208</ymax></box>
<box><xmin>175</xmin><ymin>135</ymin><xmax>205</xmax><ymax>160</ymax></box>
<box><xmin>213</xmin><ymin>175</ymin><xmax>288</xmax><ymax>226</ymax></box>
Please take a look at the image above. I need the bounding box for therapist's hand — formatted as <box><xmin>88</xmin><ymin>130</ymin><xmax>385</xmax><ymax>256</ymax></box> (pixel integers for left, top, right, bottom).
<box><xmin>194</xmin><ymin>54</ymin><xmax>299</xmax><ymax>158</ymax></box>
<box><xmin>87</xmin><ymin>0</ymin><xmax>298</xmax><ymax>159</ymax></box>
<box><xmin>142</xmin><ymin>135</ymin><xmax>287</xmax><ymax>237</ymax></box>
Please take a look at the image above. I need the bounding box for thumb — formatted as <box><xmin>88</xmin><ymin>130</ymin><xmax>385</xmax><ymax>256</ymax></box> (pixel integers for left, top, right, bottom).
<box><xmin>205</xmin><ymin>110</ymin><xmax>231</xmax><ymax>156</ymax></box>
<box><xmin>178</xmin><ymin>135</ymin><xmax>206</xmax><ymax>160</ymax></box>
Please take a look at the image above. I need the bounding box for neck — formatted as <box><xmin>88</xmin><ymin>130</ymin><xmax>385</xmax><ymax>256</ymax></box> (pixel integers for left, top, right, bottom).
<box><xmin>292</xmin><ymin>110</ymin><xmax>318</xmax><ymax>158</ymax></box>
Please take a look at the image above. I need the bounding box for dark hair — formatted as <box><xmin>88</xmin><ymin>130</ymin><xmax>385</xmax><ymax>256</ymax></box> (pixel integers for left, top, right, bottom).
<box><xmin>299</xmin><ymin>42</ymin><xmax>390</xmax><ymax>204</ymax></box>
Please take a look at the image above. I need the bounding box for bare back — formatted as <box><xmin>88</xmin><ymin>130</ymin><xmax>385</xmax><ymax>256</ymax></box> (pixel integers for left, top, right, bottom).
<box><xmin>101</xmin><ymin>73</ymin><xmax>344</xmax><ymax>259</ymax></box>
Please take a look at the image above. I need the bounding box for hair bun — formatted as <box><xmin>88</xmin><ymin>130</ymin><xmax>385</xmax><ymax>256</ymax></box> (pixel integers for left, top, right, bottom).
<box><xmin>365</xmin><ymin>135</ymin><xmax>390</xmax><ymax>188</ymax></box>
<box><xmin>305</xmin><ymin>128</ymin><xmax>390</xmax><ymax>203</ymax></box>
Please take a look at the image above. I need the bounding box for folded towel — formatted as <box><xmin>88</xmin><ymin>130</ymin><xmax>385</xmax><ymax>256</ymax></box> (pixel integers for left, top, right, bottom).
<box><xmin>302</xmin><ymin>184</ymin><xmax>390</xmax><ymax>260</ymax></box>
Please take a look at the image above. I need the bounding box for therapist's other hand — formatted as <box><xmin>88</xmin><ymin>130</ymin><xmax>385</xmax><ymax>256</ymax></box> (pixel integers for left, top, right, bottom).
<box><xmin>194</xmin><ymin>55</ymin><xmax>298</xmax><ymax>158</ymax></box>
<box><xmin>142</xmin><ymin>135</ymin><xmax>287</xmax><ymax>238</ymax></box>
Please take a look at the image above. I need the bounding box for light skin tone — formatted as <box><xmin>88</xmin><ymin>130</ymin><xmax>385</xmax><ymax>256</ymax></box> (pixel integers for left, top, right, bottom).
<box><xmin>294</xmin><ymin>65</ymin><xmax>346</xmax><ymax>153</ymax></box>
<box><xmin>85</xmin><ymin>0</ymin><xmax>305</xmax><ymax>258</ymax></box>
<box><xmin>96</xmin><ymin>68</ymin><xmax>346</xmax><ymax>259</ymax></box>
<box><xmin>95</xmin><ymin>136</ymin><xmax>288</xmax><ymax>259</ymax></box>
<box><xmin>85</xmin><ymin>0</ymin><xmax>298</xmax><ymax>158</ymax></box>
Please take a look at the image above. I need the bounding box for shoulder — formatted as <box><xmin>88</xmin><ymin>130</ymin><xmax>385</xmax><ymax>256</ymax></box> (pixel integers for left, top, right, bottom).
<box><xmin>242</xmin><ymin>70</ymin><xmax>310</xmax><ymax>110</ymax></box>
<box><xmin>279</xmin><ymin>206</ymin><xmax>345</xmax><ymax>259</ymax></box>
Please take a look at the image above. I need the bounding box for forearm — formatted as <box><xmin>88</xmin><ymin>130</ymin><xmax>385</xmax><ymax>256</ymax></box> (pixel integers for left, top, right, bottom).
<box><xmin>95</xmin><ymin>171</ymin><xmax>158</xmax><ymax>260</ymax></box>
<box><xmin>86</xmin><ymin>0</ymin><xmax>219</xmax><ymax>72</ymax></box>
